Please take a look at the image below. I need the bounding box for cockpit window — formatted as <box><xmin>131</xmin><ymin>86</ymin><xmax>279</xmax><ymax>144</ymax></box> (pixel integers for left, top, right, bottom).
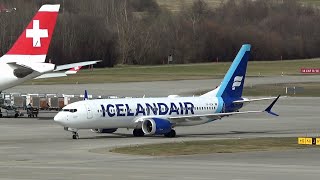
<box><xmin>61</xmin><ymin>109</ymin><xmax>77</xmax><ymax>113</ymax></box>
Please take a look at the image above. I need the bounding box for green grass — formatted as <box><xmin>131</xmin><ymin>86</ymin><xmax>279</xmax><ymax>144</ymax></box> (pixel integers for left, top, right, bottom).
<box><xmin>103</xmin><ymin>137</ymin><xmax>318</xmax><ymax>156</ymax></box>
<box><xmin>194</xmin><ymin>82</ymin><xmax>320</xmax><ymax>97</ymax></box>
<box><xmin>243</xmin><ymin>82</ymin><xmax>320</xmax><ymax>97</ymax></box>
<box><xmin>302</xmin><ymin>0</ymin><xmax>320</xmax><ymax>6</ymax></box>
<box><xmin>156</xmin><ymin>0</ymin><xmax>222</xmax><ymax>11</ymax></box>
<box><xmin>29</xmin><ymin>59</ymin><xmax>320</xmax><ymax>85</ymax></box>
<box><xmin>156</xmin><ymin>0</ymin><xmax>320</xmax><ymax>12</ymax></box>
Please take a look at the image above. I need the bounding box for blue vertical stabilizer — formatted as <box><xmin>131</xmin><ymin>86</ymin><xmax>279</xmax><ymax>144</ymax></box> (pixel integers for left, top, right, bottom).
<box><xmin>216</xmin><ymin>44</ymin><xmax>251</xmax><ymax>99</ymax></box>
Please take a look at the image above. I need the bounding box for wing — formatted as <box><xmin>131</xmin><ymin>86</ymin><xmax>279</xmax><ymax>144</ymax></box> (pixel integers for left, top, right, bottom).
<box><xmin>168</xmin><ymin>110</ymin><xmax>263</xmax><ymax>125</ymax></box>
<box><xmin>34</xmin><ymin>60</ymin><xmax>99</xmax><ymax>79</ymax></box>
<box><xmin>54</xmin><ymin>60</ymin><xmax>100</xmax><ymax>71</ymax></box>
<box><xmin>136</xmin><ymin>95</ymin><xmax>280</xmax><ymax>126</ymax></box>
<box><xmin>232</xmin><ymin>97</ymin><xmax>278</xmax><ymax>104</ymax></box>
<box><xmin>65</xmin><ymin>66</ymin><xmax>82</xmax><ymax>74</ymax></box>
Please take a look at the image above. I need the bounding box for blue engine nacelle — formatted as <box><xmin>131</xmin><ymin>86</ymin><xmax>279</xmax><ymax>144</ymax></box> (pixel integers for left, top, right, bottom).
<box><xmin>91</xmin><ymin>128</ymin><xmax>118</xmax><ymax>133</ymax></box>
<box><xmin>142</xmin><ymin>118</ymin><xmax>172</xmax><ymax>135</ymax></box>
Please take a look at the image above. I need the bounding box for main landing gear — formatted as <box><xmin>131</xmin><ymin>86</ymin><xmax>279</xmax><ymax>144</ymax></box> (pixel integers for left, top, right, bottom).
<box><xmin>133</xmin><ymin>129</ymin><xmax>144</xmax><ymax>137</ymax></box>
<box><xmin>164</xmin><ymin>129</ymin><xmax>176</xmax><ymax>138</ymax></box>
<box><xmin>133</xmin><ymin>128</ymin><xmax>176</xmax><ymax>138</ymax></box>
<box><xmin>64</xmin><ymin>127</ymin><xmax>79</xmax><ymax>139</ymax></box>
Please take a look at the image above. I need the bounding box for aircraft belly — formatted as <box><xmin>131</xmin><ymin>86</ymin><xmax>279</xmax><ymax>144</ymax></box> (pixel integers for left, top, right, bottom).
<box><xmin>71</xmin><ymin>116</ymin><xmax>135</xmax><ymax>129</ymax></box>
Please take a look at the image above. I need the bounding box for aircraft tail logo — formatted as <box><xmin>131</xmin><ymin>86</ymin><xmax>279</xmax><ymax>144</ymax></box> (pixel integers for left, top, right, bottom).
<box><xmin>232</xmin><ymin>76</ymin><xmax>243</xmax><ymax>90</ymax></box>
<box><xmin>26</xmin><ymin>20</ymin><xmax>49</xmax><ymax>47</ymax></box>
<box><xmin>3</xmin><ymin>4</ymin><xmax>60</xmax><ymax>62</ymax></box>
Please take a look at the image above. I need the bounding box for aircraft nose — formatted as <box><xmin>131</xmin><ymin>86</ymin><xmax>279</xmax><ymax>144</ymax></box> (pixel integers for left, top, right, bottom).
<box><xmin>54</xmin><ymin>112</ymin><xmax>66</xmax><ymax>126</ymax></box>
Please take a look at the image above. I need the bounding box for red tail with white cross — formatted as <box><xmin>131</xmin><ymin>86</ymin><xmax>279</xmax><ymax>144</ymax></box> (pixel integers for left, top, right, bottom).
<box><xmin>6</xmin><ymin>4</ymin><xmax>60</xmax><ymax>59</ymax></box>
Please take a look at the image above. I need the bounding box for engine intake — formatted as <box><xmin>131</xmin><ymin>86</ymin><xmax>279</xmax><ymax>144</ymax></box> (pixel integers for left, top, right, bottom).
<box><xmin>142</xmin><ymin>118</ymin><xmax>172</xmax><ymax>135</ymax></box>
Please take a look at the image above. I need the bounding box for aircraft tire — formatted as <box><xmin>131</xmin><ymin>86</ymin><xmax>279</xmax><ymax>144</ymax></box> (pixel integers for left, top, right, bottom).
<box><xmin>164</xmin><ymin>130</ymin><xmax>176</xmax><ymax>138</ymax></box>
<box><xmin>72</xmin><ymin>134</ymin><xmax>79</xmax><ymax>139</ymax></box>
<box><xmin>133</xmin><ymin>129</ymin><xmax>144</xmax><ymax>137</ymax></box>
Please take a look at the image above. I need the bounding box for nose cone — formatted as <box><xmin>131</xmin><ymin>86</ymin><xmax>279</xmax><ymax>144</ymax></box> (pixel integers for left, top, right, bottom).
<box><xmin>54</xmin><ymin>112</ymin><xmax>66</xmax><ymax>126</ymax></box>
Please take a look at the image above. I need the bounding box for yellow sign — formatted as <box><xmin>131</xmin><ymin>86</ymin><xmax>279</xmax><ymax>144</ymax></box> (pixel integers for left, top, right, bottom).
<box><xmin>298</xmin><ymin>137</ymin><xmax>306</xmax><ymax>145</ymax></box>
<box><xmin>316</xmin><ymin>138</ymin><xmax>320</xmax><ymax>145</ymax></box>
<box><xmin>305</xmin><ymin>138</ymin><xmax>313</xmax><ymax>145</ymax></box>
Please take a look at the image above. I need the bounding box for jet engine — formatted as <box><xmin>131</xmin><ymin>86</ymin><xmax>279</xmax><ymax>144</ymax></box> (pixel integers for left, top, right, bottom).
<box><xmin>91</xmin><ymin>128</ymin><xmax>118</xmax><ymax>133</ymax></box>
<box><xmin>142</xmin><ymin>118</ymin><xmax>172</xmax><ymax>135</ymax></box>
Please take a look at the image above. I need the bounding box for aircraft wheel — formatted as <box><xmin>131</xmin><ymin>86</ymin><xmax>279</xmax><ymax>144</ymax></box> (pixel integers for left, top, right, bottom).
<box><xmin>133</xmin><ymin>129</ymin><xmax>144</xmax><ymax>137</ymax></box>
<box><xmin>164</xmin><ymin>129</ymin><xmax>176</xmax><ymax>138</ymax></box>
<box><xmin>72</xmin><ymin>132</ymin><xmax>79</xmax><ymax>139</ymax></box>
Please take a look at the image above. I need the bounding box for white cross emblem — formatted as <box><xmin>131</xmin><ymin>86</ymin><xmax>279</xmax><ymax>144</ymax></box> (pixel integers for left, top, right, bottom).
<box><xmin>26</xmin><ymin>20</ymin><xmax>48</xmax><ymax>47</ymax></box>
<box><xmin>232</xmin><ymin>76</ymin><xmax>243</xmax><ymax>90</ymax></box>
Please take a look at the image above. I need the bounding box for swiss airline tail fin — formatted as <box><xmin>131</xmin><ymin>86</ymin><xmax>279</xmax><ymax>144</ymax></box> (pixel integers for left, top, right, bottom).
<box><xmin>3</xmin><ymin>4</ymin><xmax>60</xmax><ymax>62</ymax></box>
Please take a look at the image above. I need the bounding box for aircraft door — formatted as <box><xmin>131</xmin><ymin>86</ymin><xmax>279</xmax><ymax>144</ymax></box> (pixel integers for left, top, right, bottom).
<box><xmin>84</xmin><ymin>103</ymin><xmax>93</xmax><ymax>119</ymax></box>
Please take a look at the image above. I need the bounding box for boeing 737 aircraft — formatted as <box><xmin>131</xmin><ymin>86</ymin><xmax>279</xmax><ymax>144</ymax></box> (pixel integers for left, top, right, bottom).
<box><xmin>54</xmin><ymin>44</ymin><xmax>280</xmax><ymax>139</ymax></box>
<box><xmin>0</xmin><ymin>4</ymin><xmax>99</xmax><ymax>92</ymax></box>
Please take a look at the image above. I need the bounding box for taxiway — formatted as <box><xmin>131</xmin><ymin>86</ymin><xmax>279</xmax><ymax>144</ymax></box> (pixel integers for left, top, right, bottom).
<box><xmin>0</xmin><ymin>96</ymin><xmax>319</xmax><ymax>179</ymax></box>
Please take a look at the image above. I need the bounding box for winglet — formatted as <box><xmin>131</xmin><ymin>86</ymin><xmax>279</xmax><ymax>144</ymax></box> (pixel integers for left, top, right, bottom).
<box><xmin>264</xmin><ymin>95</ymin><xmax>280</xmax><ymax>116</ymax></box>
<box><xmin>84</xmin><ymin>90</ymin><xmax>88</xmax><ymax>100</ymax></box>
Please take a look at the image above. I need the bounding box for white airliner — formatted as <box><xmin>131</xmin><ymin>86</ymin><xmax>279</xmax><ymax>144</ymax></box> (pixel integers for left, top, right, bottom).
<box><xmin>0</xmin><ymin>4</ymin><xmax>99</xmax><ymax>92</ymax></box>
<box><xmin>54</xmin><ymin>44</ymin><xmax>280</xmax><ymax>139</ymax></box>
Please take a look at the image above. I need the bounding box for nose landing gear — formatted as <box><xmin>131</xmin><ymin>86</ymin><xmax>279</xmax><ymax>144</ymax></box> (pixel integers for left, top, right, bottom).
<box><xmin>72</xmin><ymin>132</ymin><xmax>79</xmax><ymax>139</ymax></box>
<box><xmin>64</xmin><ymin>127</ymin><xmax>79</xmax><ymax>139</ymax></box>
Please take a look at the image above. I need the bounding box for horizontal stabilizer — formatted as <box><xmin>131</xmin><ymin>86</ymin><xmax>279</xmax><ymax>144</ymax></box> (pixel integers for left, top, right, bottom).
<box><xmin>34</xmin><ymin>73</ymin><xmax>67</xmax><ymax>79</ymax></box>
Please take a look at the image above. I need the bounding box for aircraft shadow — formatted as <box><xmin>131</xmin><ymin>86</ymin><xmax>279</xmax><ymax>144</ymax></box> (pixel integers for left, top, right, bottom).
<box><xmin>176</xmin><ymin>129</ymin><xmax>300</xmax><ymax>138</ymax></box>
<box><xmin>80</xmin><ymin>129</ymin><xmax>300</xmax><ymax>139</ymax></box>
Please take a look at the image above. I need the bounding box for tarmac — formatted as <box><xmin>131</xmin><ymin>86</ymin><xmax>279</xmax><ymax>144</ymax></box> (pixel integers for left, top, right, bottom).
<box><xmin>0</xmin><ymin>76</ymin><xmax>319</xmax><ymax>180</ymax></box>
<box><xmin>5</xmin><ymin>75</ymin><xmax>320</xmax><ymax>96</ymax></box>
